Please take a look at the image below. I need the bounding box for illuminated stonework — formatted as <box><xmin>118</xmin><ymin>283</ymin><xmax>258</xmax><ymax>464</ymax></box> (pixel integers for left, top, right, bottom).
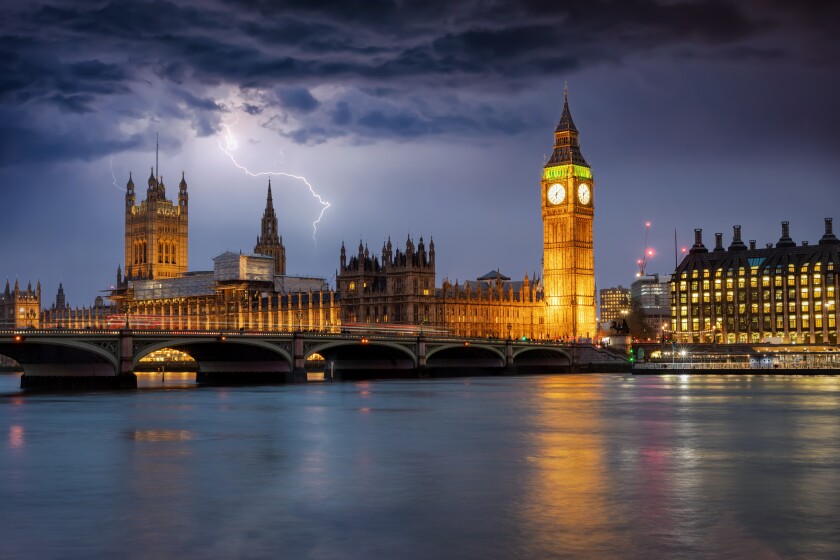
<box><xmin>123</xmin><ymin>167</ymin><xmax>189</xmax><ymax>281</ymax></box>
<box><xmin>541</xmin><ymin>90</ymin><xmax>597</xmax><ymax>339</ymax></box>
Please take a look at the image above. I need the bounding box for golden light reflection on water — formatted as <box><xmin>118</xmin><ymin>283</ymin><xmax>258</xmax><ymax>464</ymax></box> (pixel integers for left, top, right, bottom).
<box><xmin>132</xmin><ymin>430</ymin><xmax>194</xmax><ymax>442</ymax></box>
<box><xmin>521</xmin><ymin>376</ymin><xmax>632</xmax><ymax>557</ymax></box>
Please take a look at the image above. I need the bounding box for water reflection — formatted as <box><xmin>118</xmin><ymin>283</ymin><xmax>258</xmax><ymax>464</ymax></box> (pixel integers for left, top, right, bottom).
<box><xmin>1</xmin><ymin>375</ymin><xmax>839</xmax><ymax>559</ymax></box>
<box><xmin>8</xmin><ymin>425</ymin><xmax>24</xmax><ymax>448</ymax></box>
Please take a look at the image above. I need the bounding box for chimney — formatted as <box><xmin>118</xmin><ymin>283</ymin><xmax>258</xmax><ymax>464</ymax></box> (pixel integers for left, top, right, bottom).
<box><xmin>749</xmin><ymin>240</ymin><xmax>756</xmax><ymax>251</ymax></box>
<box><xmin>802</xmin><ymin>241</ymin><xmax>809</xmax><ymax>246</ymax></box>
<box><xmin>766</xmin><ymin>243</ymin><xmax>773</xmax><ymax>249</ymax></box>
<box><xmin>689</xmin><ymin>228</ymin><xmax>708</xmax><ymax>254</ymax></box>
<box><xmin>777</xmin><ymin>221</ymin><xmax>795</xmax><ymax>248</ymax></box>
<box><xmin>729</xmin><ymin>225</ymin><xmax>747</xmax><ymax>251</ymax></box>
<box><xmin>820</xmin><ymin>217</ymin><xmax>839</xmax><ymax>245</ymax></box>
<box><xmin>714</xmin><ymin>233</ymin><xmax>724</xmax><ymax>251</ymax></box>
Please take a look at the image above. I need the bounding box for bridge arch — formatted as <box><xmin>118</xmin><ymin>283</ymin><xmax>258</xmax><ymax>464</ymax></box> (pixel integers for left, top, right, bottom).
<box><xmin>307</xmin><ymin>340</ymin><xmax>418</xmax><ymax>368</ymax></box>
<box><xmin>133</xmin><ymin>338</ymin><xmax>293</xmax><ymax>371</ymax></box>
<box><xmin>0</xmin><ymin>337</ymin><xmax>119</xmax><ymax>375</ymax></box>
<box><xmin>425</xmin><ymin>343</ymin><xmax>506</xmax><ymax>366</ymax></box>
<box><xmin>511</xmin><ymin>346</ymin><xmax>572</xmax><ymax>367</ymax></box>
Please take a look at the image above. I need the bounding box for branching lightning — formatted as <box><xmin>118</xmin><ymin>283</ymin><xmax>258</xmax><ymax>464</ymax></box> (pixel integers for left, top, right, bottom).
<box><xmin>109</xmin><ymin>157</ymin><xmax>125</xmax><ymax>193</ymax></box>
<box><xmin>218</xmin><ymin>122</ymin><xmax>330</xmax><ymax>243</ymax></box>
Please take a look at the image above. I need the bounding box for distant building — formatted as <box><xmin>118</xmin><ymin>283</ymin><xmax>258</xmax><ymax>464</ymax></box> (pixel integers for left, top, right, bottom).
<box><xmin>671</xmin><ymin>220</ymin><xmax>839</xmax><ymax>344</ymax></box>
<box><xmin>631</xmin><ymin>273</ymin><xmax>671</xmax><ymax>335</ymax></box>
<box><xmin>599</xmin><ymin>286</ymin><xmax>630</xmax><ymax>323</ymax></box>
<box><xmin>0</xmin><ymin>279</ymin><xmax>41</xmax><ymax>328</ymax></box>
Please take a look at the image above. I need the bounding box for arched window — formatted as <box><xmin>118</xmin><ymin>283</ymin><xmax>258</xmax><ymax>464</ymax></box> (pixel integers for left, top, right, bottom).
<box><xmin>158</xmin><ymin>242</ymin><xmax>163</xmax><ymax>263</ymax></box>
<box><xmin>171</xmin><ymin>243</ymin><xmax>176</xmax><ymax>265</ymax></box>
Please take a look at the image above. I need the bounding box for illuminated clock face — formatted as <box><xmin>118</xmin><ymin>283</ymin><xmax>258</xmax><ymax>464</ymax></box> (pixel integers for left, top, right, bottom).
<box><xmin>547</xmin><ymin>183</ymin><xmax>565</xmax><ymax>205</ymax></box>
<box><xmin>577</xmin><ymin>183</ymin><xmax>591</xmax><ymax>205</ymax></box>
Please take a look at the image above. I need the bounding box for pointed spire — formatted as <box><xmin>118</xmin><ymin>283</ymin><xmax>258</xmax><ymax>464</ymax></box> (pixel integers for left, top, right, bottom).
<box><xmin>148</xmin><ymin>166</ymin><xmax>156</xmax><ymax>187</ymax></box>
<box><xmin>179</xmin><ymin>171</ymin><xmax>187</xmax><ymax>189</ymax></box>
<box><xmin>555</xmin><ymin>83</ymin><xmax>578</xmax><ymax>133</ymax></box>
<box><xmin>127</xmin><ymin>172</ymin><xmax>134</xmax><ymax>189</ymax></box>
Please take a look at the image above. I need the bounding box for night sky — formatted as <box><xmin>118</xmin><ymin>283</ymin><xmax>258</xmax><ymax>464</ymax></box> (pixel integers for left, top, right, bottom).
<box><xmin>1</xmin><ymin>0</ymin><xmax>839</xmax><ymax>308</ymax></box>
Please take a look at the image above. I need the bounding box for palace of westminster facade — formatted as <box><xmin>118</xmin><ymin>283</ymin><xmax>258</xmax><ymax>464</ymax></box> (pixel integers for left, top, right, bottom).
<box><xmin>6</xmin><ymin>94</ymin><xmax>598</xmax><ymax>340</ymax></box>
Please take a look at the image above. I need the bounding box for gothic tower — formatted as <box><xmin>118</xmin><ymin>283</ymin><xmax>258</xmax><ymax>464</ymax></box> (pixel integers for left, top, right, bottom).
<box><xmin>541</xmin><ymin>87</ymin><xmax>596</xmax><ymax>339</ymax></box>
<box><xmin>124</xmin><ymin>159</ymin><xmax>189</xmax><ymax>280</ymax></box>
<box><xmin>254</xmin><ymin>179</ymin><xmax>286</xmax><ymax>275</ymax></box>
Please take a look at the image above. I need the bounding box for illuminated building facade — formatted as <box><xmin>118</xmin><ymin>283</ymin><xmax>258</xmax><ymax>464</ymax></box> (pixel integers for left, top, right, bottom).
<box><xmin>1</xmin><ymin>279</ymin><xmax>41</xmax><ymax>328</ymax></box>
<box><xmin>540</xmin><ymin>88</ymin><xmax>597</xmax><ymax>338</ymax></box>
<box><xmin>334</xmin><ymin>92</ymin><xmax>599</xmax><ymax>340</ymax></box>
<box><xmin>336</xmin><ymin>239</ymin><xmax>545</xmax><ymax>339</ymax></box>
<box><xmin>124</xmin><ymin>167</ymin><xmax>189</xmax><ymax>281</ymax></box>
<box><xmin>599</xmin><ymin>286</ymin><xmax>631</xmax><ymax>323</ymax></box>
<box><xmin>106</xmin><ymin>174</ymin><xmax>338</xmax><ymax>332</ymax></box>
<box><xmin>671</xmin><ymin>220</ymin><xmax>839</xmax><ymax>344</ymax></box>
<box><xmin>338</xmin><ymin>237</ymin><xmax>437</xmax><ymax>325</ymax></box>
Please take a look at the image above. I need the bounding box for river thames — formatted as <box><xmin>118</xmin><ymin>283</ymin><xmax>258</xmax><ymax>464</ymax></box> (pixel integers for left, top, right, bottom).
<box><xmin>2</xmin><ymin>372</ymin><xmax>839</xmax><ymax>559</ymax></box>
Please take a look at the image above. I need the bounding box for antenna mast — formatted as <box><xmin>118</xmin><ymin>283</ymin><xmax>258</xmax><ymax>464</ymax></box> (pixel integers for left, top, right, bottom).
<box><xmin>155</xmin><ymin>133</ymin><xmax>159</xmax><ymax>180</ymax></box>
<box><xmin>637</xmin><ymin>222</ymin><xmax>652</xmax><ymax>277</ymax></box>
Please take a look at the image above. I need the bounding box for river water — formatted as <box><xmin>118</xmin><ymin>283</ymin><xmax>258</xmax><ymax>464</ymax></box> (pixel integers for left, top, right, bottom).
<box><xmin>2</xmin><ymin>372</ymin><xmax>840</xmax><ymax>559</ymax></box>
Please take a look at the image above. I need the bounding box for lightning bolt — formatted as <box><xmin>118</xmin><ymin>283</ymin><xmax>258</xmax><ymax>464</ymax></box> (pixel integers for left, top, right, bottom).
<box><xmin>109</xmin><ymin>157</ymin><xmax>125</xmax><ymax>193</ymax></box>
<box><xmin>218</xmin><ymin>122</ymin><xmax>330</xmax><ymax>243</ymax></box>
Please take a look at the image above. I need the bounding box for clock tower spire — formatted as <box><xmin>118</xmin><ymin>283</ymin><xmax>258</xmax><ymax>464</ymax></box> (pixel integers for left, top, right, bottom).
<box><xmin>541</xmin><ymin>87</ymin><xmax>596</xmax><ymax>339</ymax></box>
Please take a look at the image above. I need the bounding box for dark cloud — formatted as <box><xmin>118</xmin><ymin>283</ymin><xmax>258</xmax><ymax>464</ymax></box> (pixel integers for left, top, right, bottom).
<box><xmin>0</xmin><ymin>123</ymin><xmax>146</xmax><ymax>167</ymax></box>
<box><xmin>50</xmin><ymin>93</ymin><xmax>96</xmax><ymax>114</ymax></box>
<box><xmin>275</xmin><ymin>88</ymin><xmax>320</xmax><ymax>113</ymax></box>
<box><xmin>0</xmin><ymin>0</ymin><xmax>836</xmax><ymax>162</ymax></box>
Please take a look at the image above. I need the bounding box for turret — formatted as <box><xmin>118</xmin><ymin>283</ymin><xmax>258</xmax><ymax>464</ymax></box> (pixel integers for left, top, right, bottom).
<box><xmin>429</xmin><ymin>237</ymin><xmax>435</xmax><ymax>265</ymax></box>
<box><xmin>340</xmin><ymin>241</ymin><xmax>346</xmax><ymax>269</ymax></box>
<box><xmin>126</xmin><ymin>172</ymin><xmax>135</xmax><ymax>208</ymax></box>
<box><xmin>178</xmin><ymin>171</ymin><xmax>188</xmax><ymax>212</ymax></box>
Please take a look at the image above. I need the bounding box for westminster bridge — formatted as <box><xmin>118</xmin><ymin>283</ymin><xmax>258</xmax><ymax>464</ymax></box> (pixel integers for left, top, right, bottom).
<box><xmin>0</xmin><ymin>329</ymin><xmax>629</xmax><ymax>389</ymax></box>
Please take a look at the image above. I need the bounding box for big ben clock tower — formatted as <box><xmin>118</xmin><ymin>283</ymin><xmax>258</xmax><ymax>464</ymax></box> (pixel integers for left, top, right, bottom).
<box><xmin>541</xmin><ymin>87</ymin><xmax>596</xmax><ymax>339</ymax></box>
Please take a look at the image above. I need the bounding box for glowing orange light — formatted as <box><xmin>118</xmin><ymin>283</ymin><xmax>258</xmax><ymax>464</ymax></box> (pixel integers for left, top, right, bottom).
<box><xmin>360</xmin><ymin>337</ymin><xmax>369</xmax><ymax>344</ymax></box>
<box><xmin>464</xmin><ymin>341</ymin><xmax>470</xmax><ymax>346</ymax></box>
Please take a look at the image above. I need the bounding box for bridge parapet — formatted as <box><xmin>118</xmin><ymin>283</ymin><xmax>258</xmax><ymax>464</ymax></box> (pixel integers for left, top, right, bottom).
<box><xmin>1</xmin><ymin>330</ymin><xmax>628</xmax><ymax>389</ymax></box>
